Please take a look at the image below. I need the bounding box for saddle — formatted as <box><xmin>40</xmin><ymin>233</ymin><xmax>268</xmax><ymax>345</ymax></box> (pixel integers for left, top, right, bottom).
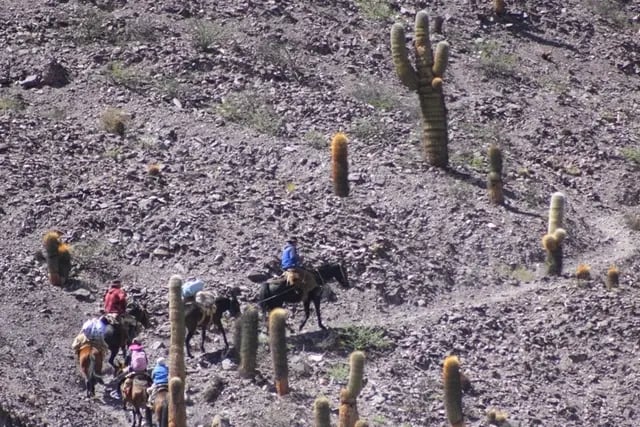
<box><xmin>123</xmin><ymin>372</ymin><xmax>152</xmax><ymax>397</ymax></box>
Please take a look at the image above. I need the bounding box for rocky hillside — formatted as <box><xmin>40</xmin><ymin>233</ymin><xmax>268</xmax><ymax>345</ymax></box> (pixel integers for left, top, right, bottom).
<box><xmin>0</xmin><ymin>0</ymin><xmax>639</xmax><ymax>426</ymax></box>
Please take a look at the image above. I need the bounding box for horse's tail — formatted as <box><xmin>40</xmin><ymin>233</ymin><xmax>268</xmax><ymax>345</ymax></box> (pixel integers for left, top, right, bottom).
<box><xmin>88</xmin><ymin>353</ymin><xmax>104</xmax><ymax>385</ymax></box>
<box><xmin>160</xmin><ymin>398</ymin><xmax>168</xmax><ymax>427</ymax></box>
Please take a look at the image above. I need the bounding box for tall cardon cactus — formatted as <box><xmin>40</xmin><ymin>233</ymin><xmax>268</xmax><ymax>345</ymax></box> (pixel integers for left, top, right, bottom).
<box><xmin>168</xmin><ymin>275</ymin><xmax>187</xmax><ymax>427</ymax></box>
<box><xmin>390</xmin><ymin>11</ymin><xmax>450</xmax><ymax>167</ymax></box>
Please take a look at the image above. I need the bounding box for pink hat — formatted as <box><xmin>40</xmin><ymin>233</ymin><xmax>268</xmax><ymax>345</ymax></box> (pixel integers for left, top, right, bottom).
<box><xmin>129</xmin><ymin>342</ymin><xmax>143</xmax><ymax>352</ymax></box>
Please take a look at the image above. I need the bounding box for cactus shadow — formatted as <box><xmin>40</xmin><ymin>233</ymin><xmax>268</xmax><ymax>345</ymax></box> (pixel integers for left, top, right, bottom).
<box><xmin>199</xmin><ymin>348</ymin><xmax>232</xmax><ymax>365</ymax></box>
<box><xmin>287</xmin><ymin>328</ymin><xmax>343</xmax><ymax>355</ymax></box>
<box><xmin>480</xmin><ymin>11</ymin><xmax>579</xmax><ymax>52</ymax></box>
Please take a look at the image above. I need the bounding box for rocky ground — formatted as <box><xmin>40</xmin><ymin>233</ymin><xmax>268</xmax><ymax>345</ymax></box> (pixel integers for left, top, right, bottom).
<box><xmin>0</xmin><ymin>0</ymin><xmax>639</xmax><ymax>426</ymax></box>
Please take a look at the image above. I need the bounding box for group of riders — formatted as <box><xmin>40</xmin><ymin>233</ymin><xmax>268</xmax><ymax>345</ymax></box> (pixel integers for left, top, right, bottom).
<box><xmin>70</xmin><ymin>238</ymin><xmax>309</xmax><ymax>405</ymax></box>
<box><xmin>71</xmin><ymin>279</ymin><xmax>168</xmax><ymax>406</ymax></box>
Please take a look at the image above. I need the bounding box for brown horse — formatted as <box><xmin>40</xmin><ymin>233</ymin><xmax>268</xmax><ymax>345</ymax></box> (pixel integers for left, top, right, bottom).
<box><xmin>116</xmin><ymin>361</ymin><xmax>152</xmax><ymax>427</ymax></box>
<box><xmin>152</xmin><ymin>386</ymin><xmax>168</xmax><ymax>427</ymax></box>
<box><xmin>77</xmin><ymin>344</ymin><xmax>104</xmax><ymax>398</ymax></box>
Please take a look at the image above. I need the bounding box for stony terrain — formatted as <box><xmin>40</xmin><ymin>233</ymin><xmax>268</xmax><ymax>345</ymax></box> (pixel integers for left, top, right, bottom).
<box><xmin>0</xmin><ymin>0</ymin><xmax>639</xmax><ymax>426</ymax></box>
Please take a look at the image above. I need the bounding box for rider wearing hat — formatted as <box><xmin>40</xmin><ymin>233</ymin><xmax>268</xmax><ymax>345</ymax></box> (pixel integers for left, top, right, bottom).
<box><xmin>281</xmin><ymin>237</ymin><xmax>307</xmax><ymax>290</ymax></box>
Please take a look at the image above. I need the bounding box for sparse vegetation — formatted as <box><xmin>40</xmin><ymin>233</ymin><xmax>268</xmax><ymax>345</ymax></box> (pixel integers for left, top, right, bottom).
<box><xmin>304</xmin><ymin>130</ymin><xmax>327</xmax><ymax>150</ymax></box>
<box><xmin>328</xmin><ymin>362</ymin><xmax>349</xmax><ymax>383</ymax></box>
<box><xmin>624</xmin><ymin>212</ymin><xmax>640</xmax><ymax>230</ymax></box>
<box><xmin>100</xmin><ymin>107</ymin><xmax>128</xmax><ymax>136</ymax></box>
<box><xmin>74</xmin><ymin>8</ymin><xmax>115</xmax><ymax>44</ymax></box>
<box><xmin>337</xmin><ymin>326</ymin><xmax>391</xmax><ymax>353</ymax></box>
<box><xmin>105</xmin><ymin>62</ymin><xmax>145</xmax><ymax>90</ymax></box>
<box><xmin>350</xmin><ymin>117</ymin><xmax>388</xmax><ymax>140</ymax></box>
<box><xmin>585</xmin><ymin>0</ymin><xmax>633</xmax><ymax>28</ymax></box>
<box><xmin>475</xmin><ymin>39</ymin><xmax>518</xmax><ymax>77</ymax></box>
<box><xmin>497</xmin><ymin>264</ymin><xmax>535</xmax><ymax>283</ymax></box>
<box><xmin>191</xmin><ymin>19</ymin><xmax>228</xmax><ymax>52</ymax></box>
<box><xmin>0</xmin><ymin>95</ymin><xmax>26</xmax><ymax>112</ymax></box>
<box><xmin>355</xmin><ymin>0</ymin><xmax>392</xmax><ymax>21</ymax></box>
<box><xmin>216</xmin><ymin>92</ymin><xmax>283</xmax><ymax>136</ymax></box>
<box><xmin>621</xmin><ymin>147</ymin><xmax>640</xmax><ymax>165</ymax></box>
<box><xmin>344</xmin><ymin>78</ymin><xmax>401</xmax><ymax>112</ymax></box>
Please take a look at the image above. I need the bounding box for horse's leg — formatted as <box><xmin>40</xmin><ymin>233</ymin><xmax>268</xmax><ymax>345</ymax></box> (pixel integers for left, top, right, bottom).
<box><xmin>299</xmin><ymin>297</ymin><xmax>312</xmax><ymax>331</ymax></box>
<box><xmin>200</xmin><ymin>324</ymin><xmax>207</xmax><ymax>353</ymax></box>
<box><xmin>312</xmin><ymin>291</ymin><xmax>327</xmax><ymax>330</ymax></box>
<box><xmin>108</xmin><ymin>347</ymin><xmax>118</xmax><ymax>371</ymax></box>
<box><xmin>185</xmin><ymin>326</ymin><xmax>195</xmax><ymax>358</ymax></box>
<box><xmin>214</xmin><ymin>318</ymin><xmax>229</xmax><ymax>352</ymax></box>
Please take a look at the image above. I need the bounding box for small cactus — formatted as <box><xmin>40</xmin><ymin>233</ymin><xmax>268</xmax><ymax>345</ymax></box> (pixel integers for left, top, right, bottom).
<box><xmin>487</xmin><ymin>144</ymin><xmax>504</xmax><ymax>204</ymax></box>
<box><xmin>544</xmin><ymin>192</ymin><xmax>567</xmax><ymax>275</ymax></box>
<box><xmin>331</xmin><ymin>132</ymin><xmax>349</xmax><ymax>197</ymax></box>
<box><xmin>168</xmin><ymin>376</ymin><xmax>187</xmax><ymax>427</ymax></box>
<box><xmin>346</xmin><ymin>351</ymin><xmax>365</xmax><ymax>398</ymax></box>
<box><xmin>390</xmin><ymin>11</ymin><xmax>450</xmax><ymax>167</ymax></box>
<box><xmin>147</xmin><ymin>163</ymin><xmax>162</xmax><ymax>176</ymax></box>
<box><xmin>269</xmin><ymin>308</ymin><xmax>289</xmax><ymax>396</ymax></box>
<box><xmin>338</xmin><ymin>351</ymin><xmax>366</xmax><ymax>427</ymax></box>
<box><xmin>487</xmin><ymin>408</ymin><xmax>510</xmax><ymax>426</ymax></box>
<box><xmin>443</xmin><ymin>355</ymin><xmax>464</xmax><ymax>427</ymax></box>
<box><xmin>43</xmin><ymin>231</ymin><xmax>71</xmax><ymax>286</ymax></box>
<box><xmin>169</xmin><ymin>275</ymin><xmax>186</xmax><ymax>383</ymax></box>
<box><xmin>238</xmin><ymin>305</ymin><xmax>259</xmax><ymax>378</ymax></box>
<box><xmin>314</xmin><ymin>396</ymin><xmax>331</xmax><ymax>427</ymax></box>
<box><xmin>606</xmin><ymin>265</ymin><xmax>620</xmax><ymax>288</ymax></box>
<box><xmin>575</xmin><ymin>263</ymin><xmax>591</xmax><ymax>280</ymax></box>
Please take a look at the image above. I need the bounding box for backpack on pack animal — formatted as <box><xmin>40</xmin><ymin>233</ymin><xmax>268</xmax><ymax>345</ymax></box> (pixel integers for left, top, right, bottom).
<box><xmin>82</xmin><ymin>318</ymin><xmax>105</xmax><ymax>340</ymax></box>
<box><xmin>182</xmin><ymin>278</ymin><xmax>204</xmax><ymax>299</ymax></box>
<box><xmin>130</xmin><ymin>350</ymin><xmax>148</xmax><ymax>372</ymax></box>
<box><xmin>195</xmin><ymin>290</ymin><xmax>217</xmax><ymax>317</ymax></box>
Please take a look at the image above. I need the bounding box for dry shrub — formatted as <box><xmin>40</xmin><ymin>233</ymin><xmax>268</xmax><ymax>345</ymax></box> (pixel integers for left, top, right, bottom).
<box><xmin>100</xmin><ymin>107</ymin><xmax>128</xmax><ymax>136</ymax></box>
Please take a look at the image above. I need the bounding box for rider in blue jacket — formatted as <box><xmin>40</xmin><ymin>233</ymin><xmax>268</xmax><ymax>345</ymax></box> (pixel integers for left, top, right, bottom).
<box><xmin>281</xmin><ymin>237</ymin><xmax>301</xmax><ymax>271</ymax></box>
<box><xmin>147</xmin><ymin>357</ymin><xmax>169</xmax><ymax>405</ymax></box>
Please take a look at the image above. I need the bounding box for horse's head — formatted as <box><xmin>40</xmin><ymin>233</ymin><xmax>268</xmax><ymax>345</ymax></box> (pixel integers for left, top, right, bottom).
<box><xmin>128</xmin><ymin>302</ymin><xmax>150</xmax><ymax>329</ymax></box>
<box><xmin>317</xmin><ymin>262</ymin><xmax>350</xmax><ymax>288</ymax></box>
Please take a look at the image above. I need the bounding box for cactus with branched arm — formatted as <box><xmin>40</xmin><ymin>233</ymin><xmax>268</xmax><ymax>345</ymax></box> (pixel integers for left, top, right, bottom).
<box><xmin>239</xmin><ymin>305</ymin><xmax>259</xmax><ymax>378</ymax></box>
<box><xmin>338</xmin><ymin>351</ymin><xmax>366</xmax><ymax>427</ymax></box>
<box><xmin>487</xmin><ymin>144</ymin><xmax>504</xmax><ymax>204</ymax></box>
<box><xmin>269</xmin><ymin>308</ymin><xmax>289</xmax><ymax>395</ymax></box>
<box><xmin>168</xmin><ymin>377</ymin><xmax>186</xmax><ymax>427</ymax></box>
<box><xmin>331</xmin><ymin>132</ymin><xmax>349</xmax><ymax>197</ymax></box>
<box><xmin>314</xmin><ymin>396</ymin><xmax>331</xmax><ymax>427</ymax></box>
<box><xmin>542</xmin><ymin>192</ymin><xmax>566</xmax><ymax>275</ymax></box>
<box><xmin>390</xmin><ymin>12</ymin><xmax>450</xmax><ymax>167</ymax></box>
<box><xmin>443</xmin><ymin>355</ymin><xmax>465</xmax><ymax>427</ymax></box>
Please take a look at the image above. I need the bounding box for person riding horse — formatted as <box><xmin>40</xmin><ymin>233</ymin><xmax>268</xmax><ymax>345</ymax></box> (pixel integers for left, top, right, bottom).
<box><xmin>71</xmin><ymin>316</ymin><xmax>109</xmax><ymax>361</ymax></box>
<box><xmin>112</xmin><ymin>339</ymin><xmax>152</xmax><ymax>400</ymax></box>
<box><xmin>147</xmin><ymin>357</ymin><xmax>169</xmax><ymax>407</ymax></box>
<box><xmin>280</xmin><ymin>237</ymin><xmax>317</xmax><ymax>300</ymax></box>
<box><xmin>103</xmin><ymin>279</ymin><xmax>137</xmax><ymax>338</ymax></box>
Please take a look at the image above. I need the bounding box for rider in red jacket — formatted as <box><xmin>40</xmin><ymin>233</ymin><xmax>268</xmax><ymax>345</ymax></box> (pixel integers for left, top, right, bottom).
<box><xmin>104</xmin><ymin>279</ymin><xmax>127</xmax><ymax>316</ymax></box>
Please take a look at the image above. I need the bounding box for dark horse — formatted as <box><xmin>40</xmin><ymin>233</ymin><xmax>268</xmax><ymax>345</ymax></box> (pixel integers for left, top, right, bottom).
<box><xmin>104</xmin><ymin>302</ymin><xmax>151</xmax><ymax>370</ymax></box>
<box><xmin>258</xmin><ymin>262</ymin><xmax>350</xmax><ymax>331</ymax></box>
<box><xmin>185</xmin><ymin>295</ymin><xmax>241</xmax><ymax>358</ymax></box>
